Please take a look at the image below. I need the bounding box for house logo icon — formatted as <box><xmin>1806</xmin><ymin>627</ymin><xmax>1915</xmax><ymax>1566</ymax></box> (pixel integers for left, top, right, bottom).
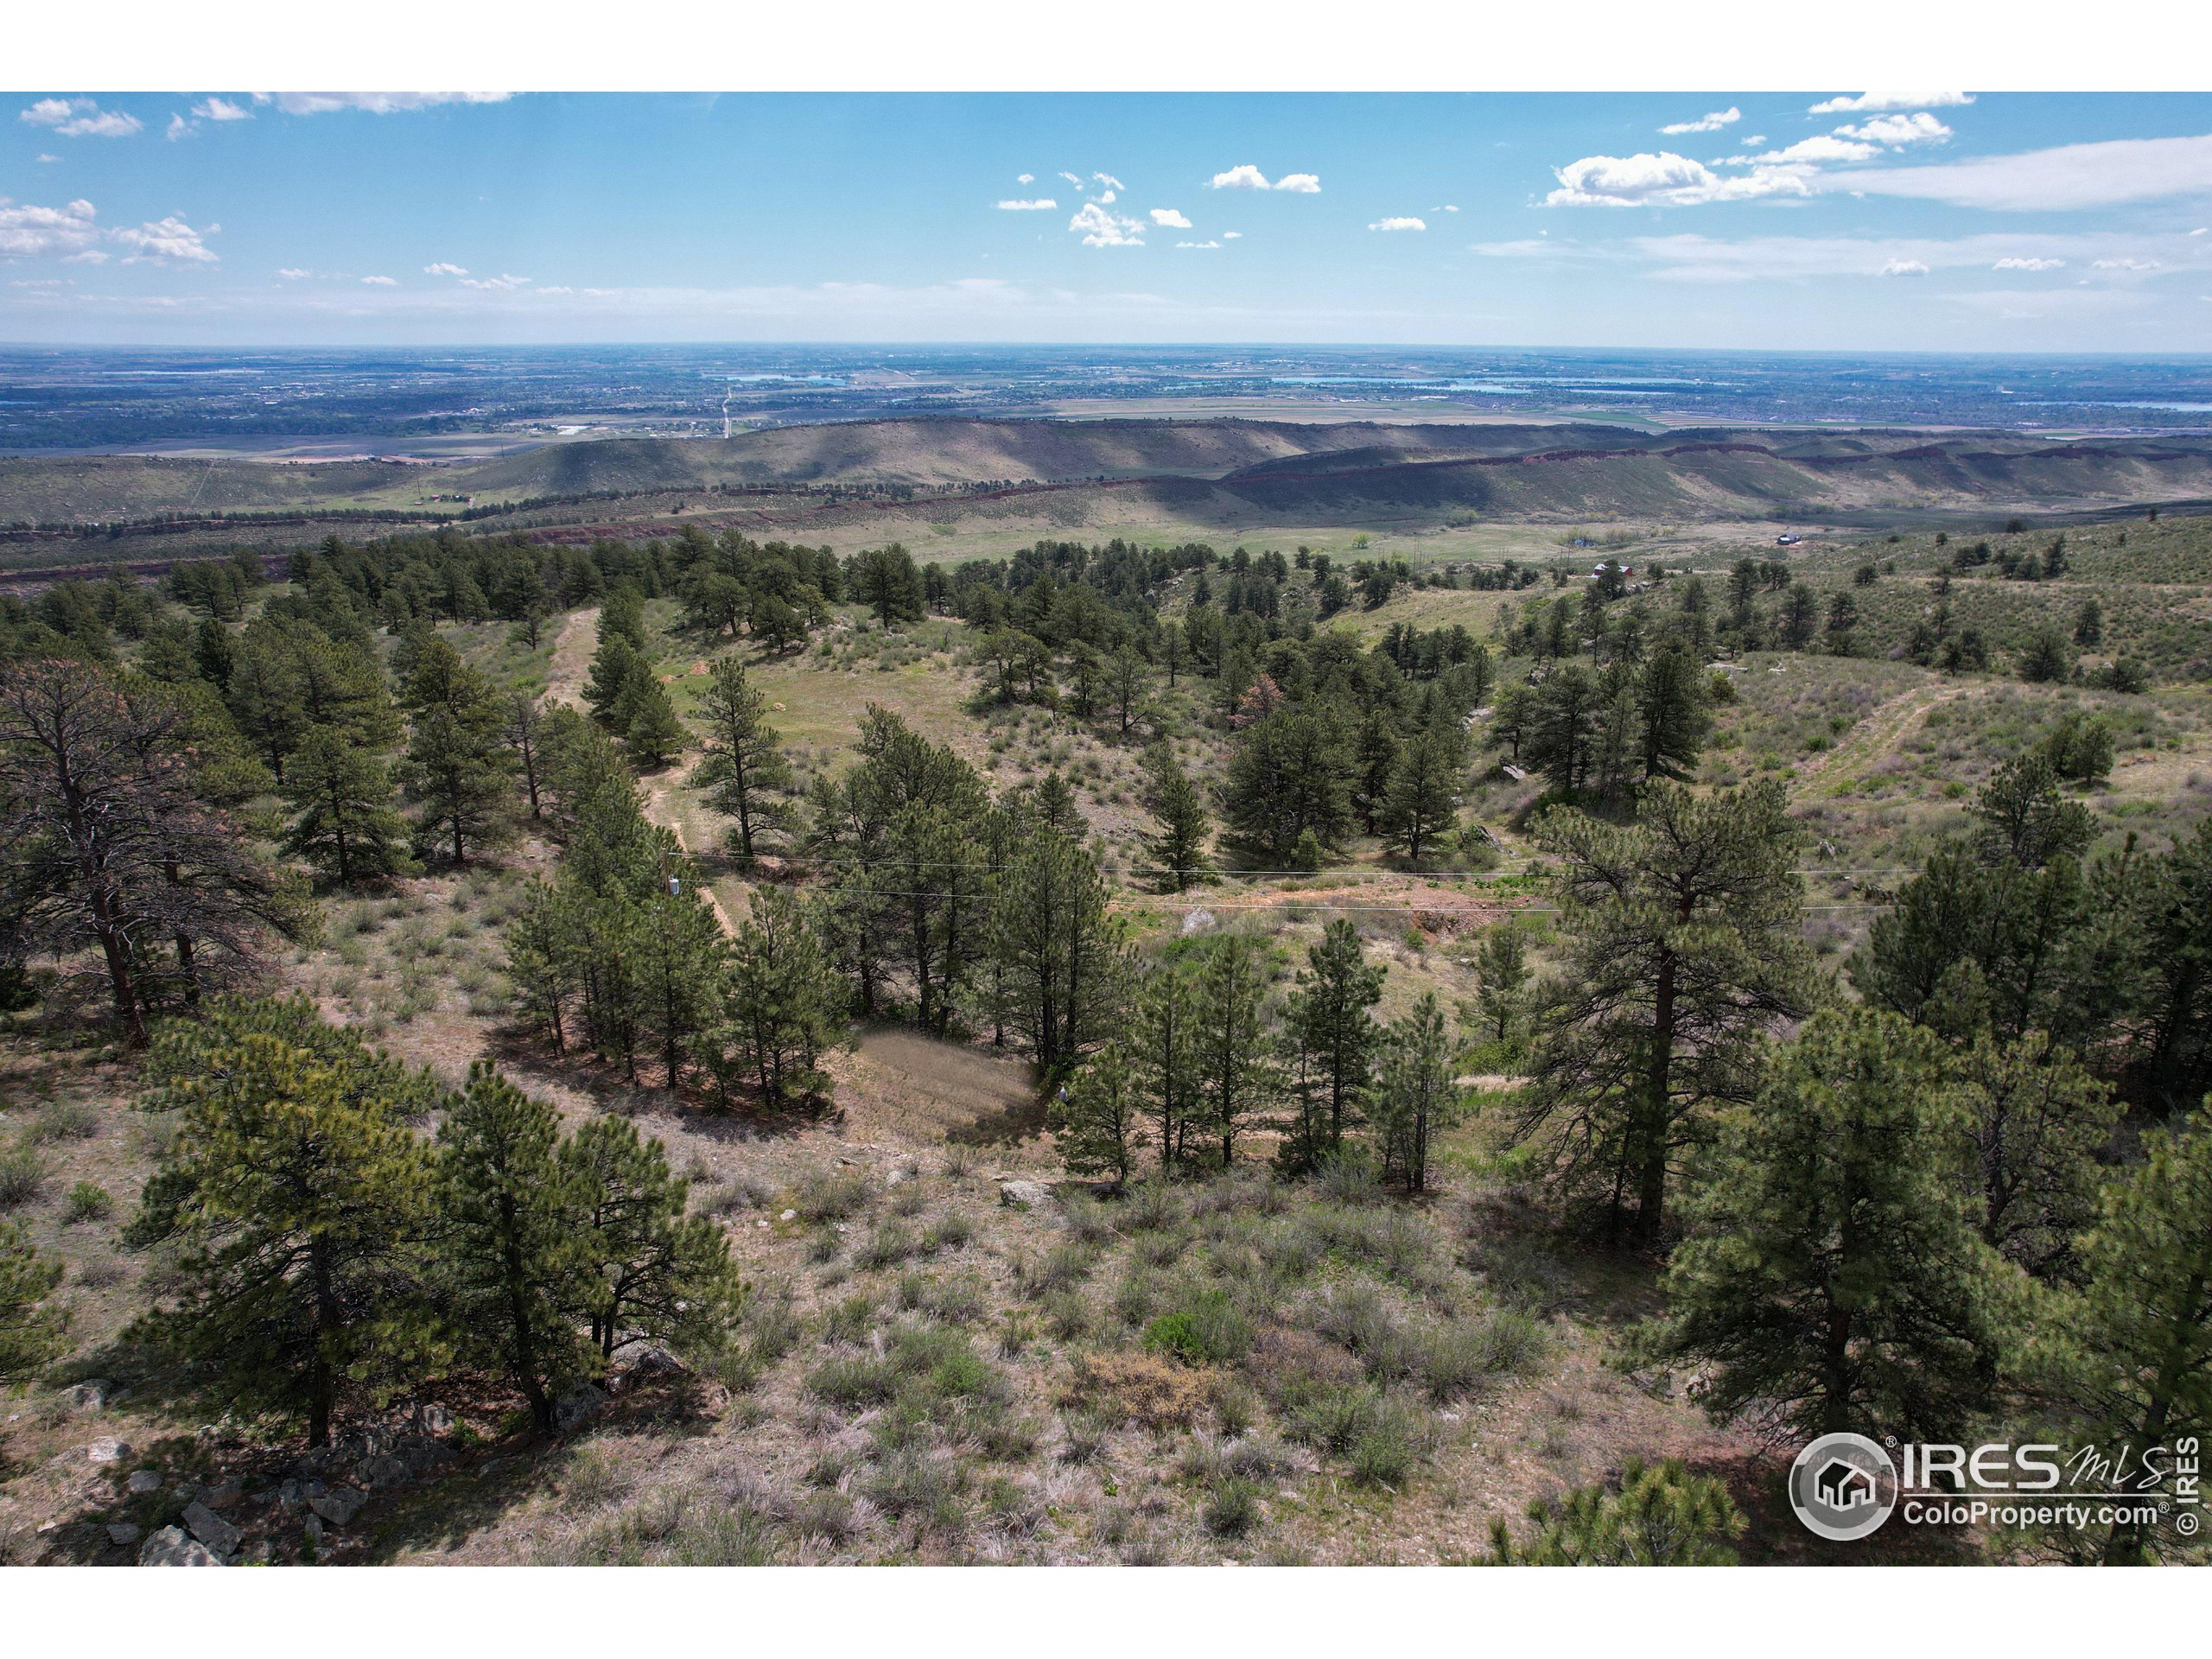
<box><xmin>1789</xmin><ymin>1433</ymin><xmax>1898</xmax><ymax>1542</ymax></box>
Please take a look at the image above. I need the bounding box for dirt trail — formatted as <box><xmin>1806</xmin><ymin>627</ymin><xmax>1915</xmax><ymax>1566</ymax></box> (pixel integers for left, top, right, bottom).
<box><xmin>641</xmin><ymin>755</ymin><xmax>737</xmax><ymax>935</ymax></box>
<box><xmin>1790</xmin><ymin>683</ymin><xmax>1968</xmax><ymax>800</ymax></box>
<box><xmin>539</xmin><ymin>604</ymin><xmax>738</xmax><ymax>936</ymax></box>
<box><xmin>542</xmin><ymin>605</ymin><xmax>601</xmax><ymax>710</ymax></box>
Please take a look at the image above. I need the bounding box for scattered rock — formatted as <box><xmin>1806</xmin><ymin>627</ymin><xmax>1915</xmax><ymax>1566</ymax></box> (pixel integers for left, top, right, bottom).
<box><xmin>86</xmin><ymin>1437</ymin><xmax>130</xmax><ymax>1464</ymax></box>
<box><xmin>139</xmin><ymin>1525</ymin><xmax>222</xmax><ymax>1567</ymax></box>
<box><xmin>304</xmin><ymin>1514</ymin><xmax>326</xmax><ymax>1548</ymax></box>
<box><xmin>127</xmin><ymin>1470</ymin><xmax>162</xmax><ymax>1495</ymax></box>
<box><xmin>999</xmin><ymin>1179</ymin><xmax>1052</xmax><ymax>1210</ymax></box>
<box><xmin>308</xmin><ymin>1487</ymin><xmax>366</xmax><ymax>1528</ymax></box>
<box><xmin>779</xmin><ymin>1208</ymin><xmax>798</xmax><ymax>1222</ymax></box>
<box><xmin>413</xmin><ymin>1403</ymin><xmax>453</xmax><ymax>1435</ymax></box>
<box><xmin>609</xmin><ymin>1344</ymin><xmax>683</xmax><ymax>1395</ymax></box>
<box><xmin>70</xmin><ymin>1378</ymin><xmax>112</xmax><ymax>1411</ymax></box>
<box><xmin>1181</xmin><ymin>907</ymin><xmax>1217</xmax><ymax>937</ymax></box>
<box><xmin>107</xmin><ymin>1521</ymin><xmax>143</xmax><ymax>1547</ymax></box>
<box><xmin>355</xmin><ymin>1454</ymin><xmax>410</xmax><ymax>1492</ymax></box>
<box><xmin>554</xmin><ymin>1383</ymin><xmax>607</xmax><ymax>1434</ymax></box>
<box><xmin>884</xmin><ymin>1167</ymin><xmax>910</xmax><ymax>1187</ymax></box>
<box><xmin>199</xmin><ymin>1477</ymin><xmax>244</xmax><ymax>1510</ymax></box>
<box><xmin>182</xmin><ymin>1499</ymin><xmax>242</xmax><ymax>1559</ymax></box>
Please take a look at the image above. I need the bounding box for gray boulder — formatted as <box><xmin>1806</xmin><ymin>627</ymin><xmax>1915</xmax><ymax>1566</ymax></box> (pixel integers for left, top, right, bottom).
<box><xmin>127</xmin><ymin>1470</ymin><xmax>162</xmax><ymax>1495</ymax></box>
<box><xmin>998</xmin><ymin>1179</ymin><xmax>1052</xmax><ymax>1210</ymax></box>
<box><xmin>139</xmin><ymin>1526</ymin><xmax>222</xmax><ymax>1567</ymax></box>
<box><xmin>107</xmin><ymin>1521</ymin><xmax>143</xmax><ymax>1547</ymax></box>
<box><xmin>355</xmin><ymin>1453</ymin><xmax>410</xmax><ymax>1491</ymax></box>
<box><xmin>86</xmin><ymin>1436</ymin><xmax>130</xmax><ymax>1464</ymax></box>
<box><xmin>71</xmin><ymin>1378</ymin><xmax>112</xmax><ymax>1411</ymax></box>
<box><xmin>181</xmin><ymin>1499</ymin><xmax>242</xmax><ymax>1559</ymax></box>
<box><xmin>198</xmin><ymin>1476</ymin><xmax>244</xmax><ymax>1510</ymax></box>
<box><xmin>308</xmin><ymin>1486</ymin><xmax>366</xmax><ymax>1528</ymax></box>
<box><xmin>554</xmin><ymin>1382</ymin><xmax>607</xmax><ymax>1434</ymax></box>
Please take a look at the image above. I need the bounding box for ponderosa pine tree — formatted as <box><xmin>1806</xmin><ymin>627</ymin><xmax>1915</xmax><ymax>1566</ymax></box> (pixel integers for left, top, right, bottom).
<box><xmin>1510</xmin><ymin>779</ymin><xmax>1813</xmax><ymax>1243</ymax></box>
<box><xmin>1055</xmin><ymin>1040</ymin><xmax>1142</xmax><ymax>1182</ymax></box>
<box><xmin>849</xmin><ymin>544</ymin><xmax>925</xmax><ymax>628</ymax></box>
<box><xmin>721</xmin><ymin>883</ymin><xmax>841</xmax><ymax>1110</ymax></box>
<box><xmin>988</xmin><ymin>819</ymin><xmax>1117</xmax><ymax>1075</ymax></box>
<box><xmin>2037</xmin><ymin>1097</ymin><xmax>2212</xmax><ymax>1565</ymax></box>
<box><xmin>556</xmin><ymin>1116</ymin><xmax>742</xmax><ymax>1363</ymax></box>
<box><xmin>1222</xmin><ymin>704</ymin><xmax>1354</xmax><ymax>865</ymax></box>
<box><xmin>1946</xmin><ymin>1029</ymin><xmax>2118</xmax><ymax>1285</ymax></box>
<box><xmin>1381</xmin><ymin>727</ymin><xmax>1462</xmax><ymax>862</ymax></box>
<box><xmin>0</xmin><ymin>660</ymin><xmax>293</xmax><ymax>1040</ymax></box>
<box><xmin>281</xmin><ymin>722</ymin><xmax>408</xmax><ymax>887</ymax></box>
<box><xmin>1474</xmin><ymin>918</ymin><xmax>1532</xmax><ymax>1048</ymax></box>
<box><xmin>694</xmin><ymin>656</ymin><xmax>791</xmax><ymax>862</ymax></box>
<box><xmin>435</xmin><ymin>1064</ymin><xmax>592</xmax><ymax>1433</ymax></box>
<box><xmin>398</xmin><ymin>636</ymin><xmax>514</xmax><ymax>865</ymax></box>
<box><xmin>1373</xmin><ymin>990</ymin><xmax>1457</xmax><ymax>1193</ymax></box>
<box><xmin>1130</xmin><ymin>958</ymin><xmax>1202</xmax><ymax>1174</ymax></box>
<box><xmin>126</xmin><ymin>998</ymin><xmax>441</xmax><ymax>1446</ymax></box>
<box><xmin>1649</xmin><ymin>1007</ymin><xmax>2010</xmax><ymax>1443</ymax></box>
<box><xmin>1636</xmin><ymin>643</ymin><xmax>1712</xmax><ymax>783</ymax></box>
<box><xmin>585</xmin><ymin>634</ymin><xmax>645</xmax><ymax>731</ymax></box>
<box><xmin>1280</xmin><ymin>917</ymin><xmax>1382</xmax><ymax>1173</ymax></box>
<box><xmin>1481</xmin><ymin>1458</ymin><xmax>1745</xmax><ymax>1566</ymax></box>
<box><xmin>505</xmin><ymin>692</ymin><xmax>548</xmax><ymax>819</ymax></box>
<box><xmin>1141</xmin><ymin>741</ymin><xmax>1211</xmax><ymax>893</ymax></box>
<box><xmin>615</xmin><ymin>669</ymin><xmax>687</xmax><ymax>771</ymax></box>
<box><xmin>1192</xmin><ymin>931</ymin><xmax>1276</xmax><ymax>1168</ymax></box>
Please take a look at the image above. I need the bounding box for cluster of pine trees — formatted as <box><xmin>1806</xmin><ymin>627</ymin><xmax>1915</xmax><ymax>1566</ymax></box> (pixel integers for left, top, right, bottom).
<box><xmin>1490</xmin><ymin>756</ymin><xmax>2211</xmax><ymax>1560</ymax></box>
<box><xmin>118</xmin><ymin>996</ymin><xmax>741</xmax><ymax>1446</ymax></box>
<box><xmin>1053</xmin><ymin>919</ymin><xmax>1464</xmax><ymax>1196</ymax></box>
<box><xmin>505</xmin><ymin>706</ymin><xmax>841</xmax><ymax>1109</ymax></box>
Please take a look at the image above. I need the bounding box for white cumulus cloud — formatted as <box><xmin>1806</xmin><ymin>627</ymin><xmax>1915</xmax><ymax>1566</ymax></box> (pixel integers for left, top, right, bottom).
<box><xmin>1879</xmin><ymin>258</ymin><xmax>1930</xmax><ymax>276</ymax></box>
<box><xmin>276</xmin><ymin>267</ymin><xmax>312</xmax><ymax>280</ymax></box>
<box><xmin>2092</xmin><ymin>257</ymin><xmax>2162</xmax><ymax>270</ymax></box>
<box><xmin>1547</xmin><ymin>150</ymin><xmax>1814</xmax><ymax>207</ymax></box>
<box><xmin>1811</xmin><ymin>92</ymin><xmax>1975</xmax><ymax>113</ymax></box>
<box><xmin>1016</xmin><ymin>173</ymin><xmax>1033</xmax><ymax>184</ymax></box>
<box><xmin>1176</xmin><ymin>239</ymin><xmax>1222</xmax><ymax>250</ymax></box>
<box><xmin>996</xmin><ymin>198</ymin><xmax>1058</xmax><ymax>210</ymax></box>
<box><xmin>1208</xmin><ymin>166</ymin><xmax>1322</xmax><ymax>193</ymax></box>
<box><xmin>1746</xmin><ymin>134</ymin><xmax>1878</xmax><ymax>166</ymax></box>
<box><xmin>1993</xmin><ymin>256</ymin><xmax>2066</xmax><ymax>270</ymax></box>
<box><xmin>459</xmin><ymin>272</ymin><xmax>531</xmax><ymax>290</ymax></box>
<box><xmin>360</xmin><ymin>275</ymin><xmax>397</xmax><ymax>285</ymax></box>
<box><xmin>19</xmin><ymin>98</ymin><xmax>142</xmax><ymax>138</ymax></box>
<box><xmin>1069</xmin><ymin>201</ymin><xmax>1144</xmax><ymax>247</ymax></box>
<box><xmin>110</xmin><ymin>214</ymin><xmax>218</xmax><ymax>264</ymax></box>
<box><xmin>1661</xmin><ymin>106</ymin><xmax>1740</xmax><ymax>135</ymax></box>
<box><xmin>1149</xmin><ymin>207</ymin><xmax>1192</xmax><ymax>228</ymax></box>
<box><xmin>0</xmin><ymin>196</ymin><xmax>101</xmax><ymax>258</ymax></box>
<box><xmin>1369</xmin><ymin>216</ymin><xmax>1426</xmax><ymax>232</ymax></box>
<box><xmin>193</xmin><ymin>97</ymin><xmax>252</xmax><ymax>122</ymax></box>
<box><xmin>423</xmin><ymin>262</ymin><xmax>468</xmax><ymax>276</ymax></box>
<box><xmin>1835</xmin><ymin>112</ymin><xmax>1953</xmax><ymax>147</ymax></box>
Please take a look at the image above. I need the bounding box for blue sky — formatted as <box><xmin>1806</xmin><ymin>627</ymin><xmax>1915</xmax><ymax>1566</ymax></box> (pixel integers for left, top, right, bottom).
<box><xmin>5</xmin><ymin>91</ymin><xmax>2212</xmax><ymax>350</ymax></box>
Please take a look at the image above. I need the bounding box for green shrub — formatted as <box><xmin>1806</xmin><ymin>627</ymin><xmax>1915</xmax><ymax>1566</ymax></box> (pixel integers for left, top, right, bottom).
<box><xmin>62</xmin><ymin>1182</ymin><xmax>113</xmax><ymax>1224</ymax></box>
<box><xmin>1141</xmin><ymin>1288</ymin><xmax>1255</xmax><ymax>1367</ymax></box>
<box><xmin>29</xmin><ymin>1100</ymin><xmax>99</xmax><ymax>1143</ymax></box>
<box><xmin>1204</xmin><ymin>1477</ymin><xmax>1264</xmax><ymax>1538</ymax></box>
<box><xmin>0</xmin><ymin>1146</ymin><xmax>42</xmax><ymax>1211</ymax></box>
